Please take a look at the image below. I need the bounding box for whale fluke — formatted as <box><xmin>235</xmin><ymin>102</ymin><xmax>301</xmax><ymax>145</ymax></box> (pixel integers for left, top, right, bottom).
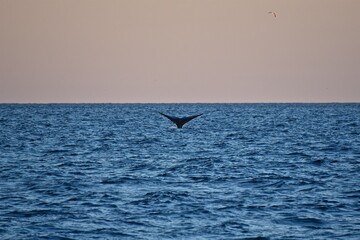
<box><xmin>159</xmin><ymin>112</ymin><xmax>203</xmax><ymax>128</ymax></box>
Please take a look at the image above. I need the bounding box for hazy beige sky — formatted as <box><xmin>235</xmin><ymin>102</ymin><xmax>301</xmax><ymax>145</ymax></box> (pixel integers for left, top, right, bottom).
<box><xmin>1</xmin><ymin>0</ymin><xmax>359</xmax><ymax>103</ymax></box>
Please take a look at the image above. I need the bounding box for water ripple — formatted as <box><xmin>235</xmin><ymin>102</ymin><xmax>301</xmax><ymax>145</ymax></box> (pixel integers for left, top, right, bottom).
<box><xmin>1</xmin><ymin>103</ymin><xmax>359</xmax><ymax>239</ymax></box>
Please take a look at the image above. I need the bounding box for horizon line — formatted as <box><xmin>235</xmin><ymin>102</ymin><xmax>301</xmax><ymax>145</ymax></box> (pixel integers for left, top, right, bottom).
<box><xmin>0</xmin><ymin>101</ymin><xmax>359</xmax><ymax>105</ymax></box>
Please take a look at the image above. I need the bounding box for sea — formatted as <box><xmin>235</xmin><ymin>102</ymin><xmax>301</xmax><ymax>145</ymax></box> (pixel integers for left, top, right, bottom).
<box><xmin>0</xmin><ymin>103</ymin><xmax>359</xmax><ymax>240</ymax></box>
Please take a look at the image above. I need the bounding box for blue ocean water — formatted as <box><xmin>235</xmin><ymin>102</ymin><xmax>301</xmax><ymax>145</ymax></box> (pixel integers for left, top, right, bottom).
<box><xmin>0</xmin><ymin>103</ymin><xmax>359</xmax><ymax>239</ymax></box>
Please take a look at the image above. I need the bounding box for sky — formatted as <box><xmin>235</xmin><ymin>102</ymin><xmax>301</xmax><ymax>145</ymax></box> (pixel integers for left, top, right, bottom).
<box><xmin>1</xmin><ymin>0</ymin><xmax>359</xmax><ymax>103</ymax></box>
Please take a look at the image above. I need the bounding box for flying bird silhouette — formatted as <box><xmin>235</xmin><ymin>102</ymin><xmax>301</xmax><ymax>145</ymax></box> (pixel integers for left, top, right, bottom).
<box><xmin>268</xmin><ymin>11</ymin><xmax>277</xmax><ymax>18</ymax></box>
<box><xmin>159</xmin><ymin>112</ymin><xmax>203</xmax><ymax>128</ymax></box>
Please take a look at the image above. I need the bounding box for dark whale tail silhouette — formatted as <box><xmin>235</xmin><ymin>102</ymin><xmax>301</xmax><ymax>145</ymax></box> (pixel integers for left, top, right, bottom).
<box><xmin>159</xmin><ymin>112</ymin><xmax>203</xmax><ymax>128</ymax></box>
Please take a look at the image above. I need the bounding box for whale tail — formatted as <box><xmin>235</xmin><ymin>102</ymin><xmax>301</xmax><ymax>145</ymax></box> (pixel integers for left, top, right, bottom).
<box><xmin>159</xmin><ymin>112</ymin><xmax>203</xmax><ymax>128</ymax></box>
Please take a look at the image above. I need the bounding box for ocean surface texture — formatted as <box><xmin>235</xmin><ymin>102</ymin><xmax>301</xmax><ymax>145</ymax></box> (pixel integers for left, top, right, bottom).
<box><xmin>0</xmin><ymin>103</ymin><xmax>359</xmax><ymax>240</ymax></box>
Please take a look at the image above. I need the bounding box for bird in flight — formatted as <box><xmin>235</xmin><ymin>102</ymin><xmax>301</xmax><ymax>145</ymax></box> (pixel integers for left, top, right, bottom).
<box><xmin>268</xmin><ymin>11</ymin><xmax>277</xmax><ymax>18</ymax></box>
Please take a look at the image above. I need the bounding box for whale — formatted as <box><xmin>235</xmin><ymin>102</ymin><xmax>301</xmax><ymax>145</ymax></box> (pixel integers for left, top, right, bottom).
<box><xmin>159</xmin><ymin>112</ymin><xmax>203</xmax><ymax>128</ymax></box>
